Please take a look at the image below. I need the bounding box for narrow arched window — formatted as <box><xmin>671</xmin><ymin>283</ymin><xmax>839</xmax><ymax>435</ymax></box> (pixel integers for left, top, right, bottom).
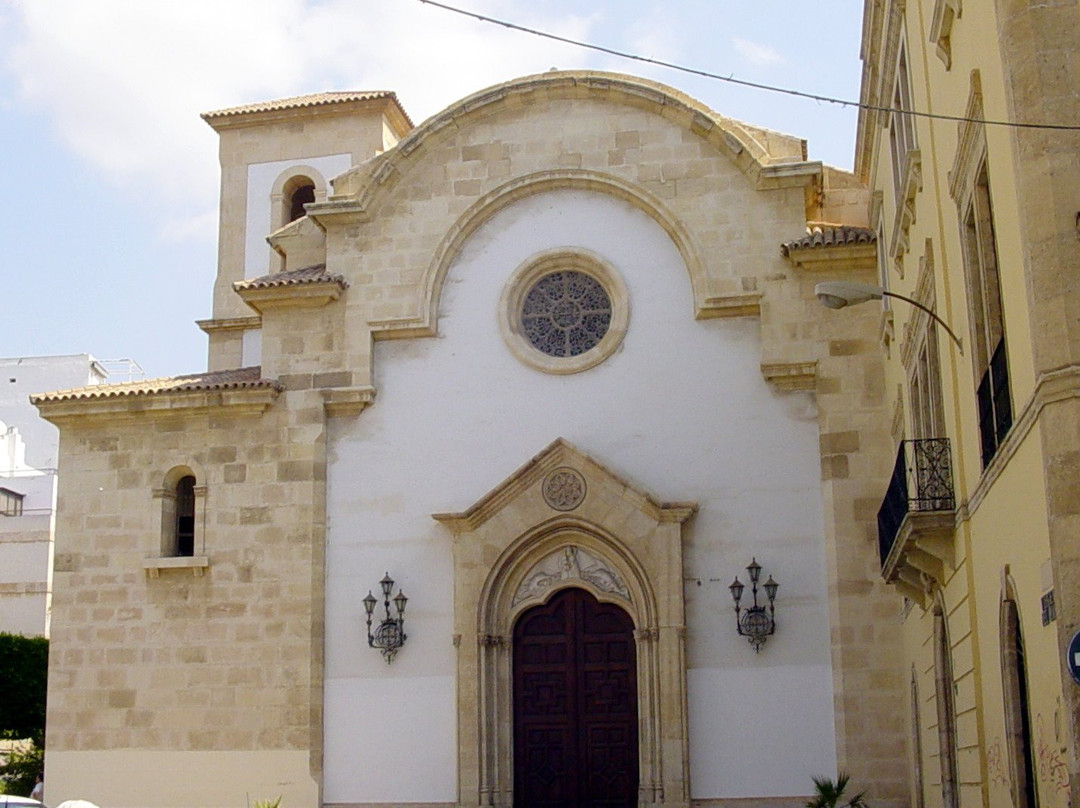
<box><xmin>288</xmin><ymin>183</ymin><xmax>315</xmax><ymax>223</ymax></box>
<box><xmin>933</xmin><ymin>599</ymin><xmax>959</xmax><ymax>808</ymax></box>
<box><xmin>911</xmin><ymin>670</ymin><xmax>926</xmax><ymax>808</ymax></box>
<box><xmin>175</xmin><ymin>475</ymin><xmax>195</xmax><ymax>557</ymax></box>
<box><xmin>1001</xmin><ymin>594</ymin><xmax>1038</xmax><ymax>808</ymax></box>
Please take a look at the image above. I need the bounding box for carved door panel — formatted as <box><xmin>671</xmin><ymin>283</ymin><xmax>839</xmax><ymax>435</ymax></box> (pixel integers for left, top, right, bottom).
<box><xmin>513</xmin><ymin>587</ymin><xmax>638</xmax><ymax>807</ymax></box>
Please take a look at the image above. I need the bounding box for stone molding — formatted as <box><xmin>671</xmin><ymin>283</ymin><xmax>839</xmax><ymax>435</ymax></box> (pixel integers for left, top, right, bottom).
<box><xmin>325</xmin><ymin>71</ymin><xmax>811</xmax><ymax>204</ymax></box>
<box><xmin>760</xmin><ymin>361</ymin><xmax>818</xmax><ymax>391</ymax></box>
<box><xmin>947</xmin><ymin>71</ymin><xmax>984</xmax><ymax>207</ymax></box>
<box><xmin>434</xmin><ymin>437</ymin><xmax>695</xmax><ymax>807</ymax></box>
<box><xmin>322</xmin><ymin>386</ymin><xmax>376</xmax><ymax>417</ymax></box>
<box><xmin>235</xmin><ymin>278</ymin><xmax>346</xmax><ymax>314</ymax></box>
<box><xmin>888</xmin><ymin>149</ymin><xmax>922</xmax><ymax>274</ymax></box>
<box><xmin>142</xmin><ymin>555</ymin><xmax>210</xmax><ymax>578</ymax></box>
<box><xmin>513</xmin><ymin>546</ymin><xmax>631</xmax><ymax>606</ymax></box>
<box><xmin>496</xmin><ymin>248</ymin><xmax>630</xmax><ymax>375</ymax></box>
<box><xmin>854</xmin><ymin>0</ymin><xmax>909</xmax><ymax>181</ymax></box>
<box><xmin>881</xmin><ymin>510</ymin><xmax>956</xmax><ymax>608</ymax></box>
<box><xmin>960</xmin><ymin>362</ymin><xmax>1080</xmax><ymax>520</ymax></box>
<box><xmin>929</xmin><ymin>0</ymin><xmax>961</xmax><ymax>68</ymax></box>
<box><xmin>196</xmin><ymin>315</ymin><xmax>262</xmax><ymax>335</ymax></box>
<box><xmin>360</xmin><ymin>169</ymin><xmax>714</xmax><ymax>341</ymax></box>
<box><xmin>433</xmin><ymin>437</ymin><xmax>697</xmax><ymax>532</ymax></box>
<box><xmin>34</xmin><ymin>387</ymin><xmax>280</xmax><ymax>425</ymax></box>
<box><xmin>781</xmin><ymin>243</ymin><xmax>877</xmax><ymax>273</ymax></box>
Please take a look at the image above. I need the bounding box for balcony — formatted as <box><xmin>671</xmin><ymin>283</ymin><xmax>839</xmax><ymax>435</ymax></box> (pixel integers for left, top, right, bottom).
<box><xmin>877</xmin><ymin>438</ymin><xmax>957</xmax><ymax>605</ymax></box>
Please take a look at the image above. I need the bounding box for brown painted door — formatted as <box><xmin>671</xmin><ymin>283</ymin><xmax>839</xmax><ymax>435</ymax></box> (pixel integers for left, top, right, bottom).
<box><xmin>513</xmin><ymin>587</ymin><xmax>638</xmax><ymax>807</ymax></box>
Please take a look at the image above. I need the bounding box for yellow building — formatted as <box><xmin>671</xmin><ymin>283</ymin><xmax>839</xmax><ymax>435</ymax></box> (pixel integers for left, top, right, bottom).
<box><xmin>852</xmin><ymin>1</ymin><xmax>1080</xmax><ymax>807</ymax></box>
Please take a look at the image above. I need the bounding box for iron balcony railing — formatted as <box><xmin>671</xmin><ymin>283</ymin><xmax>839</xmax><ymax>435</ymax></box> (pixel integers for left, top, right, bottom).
<box><xmin>877</xmin><ymin>438</ymin><xmax>955</xmax><ymax>567</ymax></box>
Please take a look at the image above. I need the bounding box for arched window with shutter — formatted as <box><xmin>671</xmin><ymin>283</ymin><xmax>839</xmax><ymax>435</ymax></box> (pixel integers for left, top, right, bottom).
<box><xmin>175</xmin><ymin>475</ymin><xmax>196</xmax><ymax>557</ymax></box>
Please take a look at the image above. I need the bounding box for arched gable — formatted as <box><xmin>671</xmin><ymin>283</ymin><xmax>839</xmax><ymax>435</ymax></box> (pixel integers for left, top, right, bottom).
<box><xmin>331</xmin><ymin>71</ymin><xmax>811</xmax><ymax>205</ymax></box>
<box><xmin>308</xmin><ymin>71</ymin><xmax>819</xmax><ymax>342</ymax></box>
<box><xmin>414</xmin><ymin>170</ymin><xmax>709</xmax><ymax>340</ymax></box>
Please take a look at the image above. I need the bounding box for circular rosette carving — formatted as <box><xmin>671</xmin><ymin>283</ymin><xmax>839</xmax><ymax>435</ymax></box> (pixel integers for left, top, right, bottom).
<box><xmin>542</xmin><ymin>467</ymin><xmax>587</xmax><ymax>511</ymax></box>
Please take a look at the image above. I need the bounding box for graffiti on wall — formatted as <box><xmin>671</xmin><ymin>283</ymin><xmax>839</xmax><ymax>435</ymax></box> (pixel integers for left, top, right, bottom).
<box><xmin>986</xmin><ymin>737</ymin><xmax>1009</xmax><ymax>788</ymax></box>
<box><xmin>1036</xmin><ymin>714</ymin><xmax>1070</xmax><ymax>793</ymax></box>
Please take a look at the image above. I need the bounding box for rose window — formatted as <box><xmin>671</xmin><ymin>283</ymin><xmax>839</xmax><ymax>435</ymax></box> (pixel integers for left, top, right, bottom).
<box><xmin>520</xmin><ymin>271</ymin><xmax>613</xmax><ymax>357</ymax></box>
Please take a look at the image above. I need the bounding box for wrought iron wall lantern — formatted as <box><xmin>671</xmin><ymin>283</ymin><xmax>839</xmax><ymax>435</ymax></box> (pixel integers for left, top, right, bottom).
<box><xmin>728</xmin><ymin>558</ymin><xmax>778</xmax><ymax>653</ymax></box>
<box><xmin>362</xmin><ymin>572</ymin><xmax>408</xmax><ymax>663</ymax></box>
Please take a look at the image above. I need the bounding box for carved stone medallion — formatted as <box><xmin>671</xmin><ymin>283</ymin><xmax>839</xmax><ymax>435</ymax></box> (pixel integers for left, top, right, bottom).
<box><xmin>513</xmin><ymin>546</ymin><xmax>630</xmax><ymax>605</ymax></box>
<box><xmin>542</xmin><ymin>467</ymin><xmax>586</xmax><ymax>511</ymax></box>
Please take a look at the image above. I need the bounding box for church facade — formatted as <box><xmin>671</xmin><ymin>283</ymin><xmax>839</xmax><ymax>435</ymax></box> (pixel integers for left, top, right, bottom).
<box><xmin>33</xmin><ymin>74</ymin><xmax>906</xmax><ymax>808</ymax></box>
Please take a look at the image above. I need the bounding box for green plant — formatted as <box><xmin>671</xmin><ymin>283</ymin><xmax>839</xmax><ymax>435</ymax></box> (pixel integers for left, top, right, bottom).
<box><xmin>252</xmin><ymin>798</ymin><xmax>282</xmax><ymax>808</ymax></box>
<box><xmin>0</xmin><ymin>633</ymin><xmax>48</xmax><ymax>747</ymax></box>
<box><xmin>0</xmin><ymin>742</ymin><xmax>43</xmax><ymax>796</ymax></box>
<box><xmin>807</xmin><ymin>773</ymin><xmax>868</xmax><ymax>808</ymax></box>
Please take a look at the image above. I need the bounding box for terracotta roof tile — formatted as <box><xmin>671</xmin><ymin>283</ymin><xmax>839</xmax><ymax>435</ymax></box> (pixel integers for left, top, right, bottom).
<box><xmin>233</xmin><ymin>264</ymin><xmax>349</xmax><ymax>292</ymax></box>
<box><xmin>202</xmin><ymin>91</ymin><xmax>412</xmax><ymax>125</ymax></box>
<box><xmin>31</xmin><ymin>367</ymin><xmax>280</xmax><ymax>404</ymax></box>
<box><xmin>780</xmin><ymin>224</ymin><xmax>876</xmax><ymax>256</ymax></box>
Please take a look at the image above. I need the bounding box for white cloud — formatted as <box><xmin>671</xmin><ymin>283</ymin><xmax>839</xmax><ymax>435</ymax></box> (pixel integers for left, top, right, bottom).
<box><xmin>732</xmin><ymin>37</ymin><xmax>784</xmax><ymax>67</ymax></box>
<box><xmin>4</xmin><ymin>0</ymin><xmax>599</xmax><ymax>240</ymax></box>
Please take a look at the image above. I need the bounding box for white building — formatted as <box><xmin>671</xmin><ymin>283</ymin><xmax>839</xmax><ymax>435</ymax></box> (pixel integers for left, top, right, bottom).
<box><xmin>0</xmin><ymin>355</ymin><xmax>135</xmax><ymax>637</ymax></box>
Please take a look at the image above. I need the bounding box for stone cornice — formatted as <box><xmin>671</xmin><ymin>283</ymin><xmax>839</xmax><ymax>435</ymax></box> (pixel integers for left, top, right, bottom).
<box><xmin>756</xmin><ymin>160</ymin><xmax>822</xmax><ymax>190</ymax></box>
<box><xmin>698</xmin><ymin>293</ymin><xmax>762</xmax><ymax>319</ymax></box>
<box><xmin>35</xmin><ymin>387</ymin><xmax>280</xmax><ymax>425</ymax></box>
<box><xmin>761</xmin><ymin>361</ymin><xmax>818</xmax><ymax>391</ymax></box>
<box><xmin>202</xmin><ymin>92</ymin><xmax>412</xmax><ymax>136</ymax></box>
<box><xmin>144</xmin><ymin>555</ymin><xmax>210</xmax><ymax>578</ymax></box>
<box><xmin>322</xmin><ymin>386</ymin><xmax>376</xmax><ymax>417</ymax></box>
<box><xmin>948</xmin><ymin>71</ymin><xmax>984</xmax><ymax>204</ymax></box>
<box><xmin>327</xmin><ymin>71</ymin><xmax>809</xmax><ymax>207</ymax></box>
<box><xmin>234</xmin><ymin>281</ymin><xmax>345</xmax><ymax>314</ymax></box>
<box><xmin>782</xmin><ymin>243</ymin><xmax>878</xmax><ymax>272</ymax></box>
<box><xmin>196</xmin><ymin>316</ymin><xmax>262</xmax><ymax>335</ymax></box>
<box><xmin>854</xmin><ymin>0</ymin><xmax>907</xmax><ymax>182</ymax></box>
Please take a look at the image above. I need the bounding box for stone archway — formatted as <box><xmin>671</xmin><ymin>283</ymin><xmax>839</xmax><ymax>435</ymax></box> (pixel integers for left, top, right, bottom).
<box><xmin>433</xmin><ymin>438</ymin><xmax>695</xmax><ymax>808</ymax></box>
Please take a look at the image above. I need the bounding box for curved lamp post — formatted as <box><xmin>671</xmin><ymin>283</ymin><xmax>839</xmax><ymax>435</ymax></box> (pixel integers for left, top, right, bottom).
<box><xmin>814</xmin><ymin>281</ymin><xmax>964</xmax><ymax>355</ymax></box>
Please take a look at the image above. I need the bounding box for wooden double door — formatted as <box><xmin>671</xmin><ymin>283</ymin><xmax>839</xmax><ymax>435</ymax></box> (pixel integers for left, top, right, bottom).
<box><xmin>513</xmin><ymin>587</ymin><xmax>639</xmax><ymax>807</ymax></box>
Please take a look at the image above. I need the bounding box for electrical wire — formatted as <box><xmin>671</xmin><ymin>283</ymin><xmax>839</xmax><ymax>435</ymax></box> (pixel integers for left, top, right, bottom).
<box><xmin>416</xmin><ymin>0</ymin><xmax>1080</xmax><ymax>132</ymax></box>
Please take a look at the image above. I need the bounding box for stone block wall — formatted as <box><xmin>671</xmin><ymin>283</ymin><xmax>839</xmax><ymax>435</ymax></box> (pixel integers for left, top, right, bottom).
<box><xmin>40</xmin><ymin>388</ymin><xmax>326</xmax><ymax>807</ymax></box>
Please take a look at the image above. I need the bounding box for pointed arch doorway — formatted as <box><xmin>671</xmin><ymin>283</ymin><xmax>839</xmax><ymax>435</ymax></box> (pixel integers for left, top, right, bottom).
<box><xmin>513</xmin><ymin>587</ymin><xmax>639</xmax><ymax>807</ymax></box>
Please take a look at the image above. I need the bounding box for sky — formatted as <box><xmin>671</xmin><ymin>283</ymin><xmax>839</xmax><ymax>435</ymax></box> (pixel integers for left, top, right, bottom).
<box><xmin>0</xmin><ymin>0</ymin><xmax>865</xmax><ymax>381</ymax></box>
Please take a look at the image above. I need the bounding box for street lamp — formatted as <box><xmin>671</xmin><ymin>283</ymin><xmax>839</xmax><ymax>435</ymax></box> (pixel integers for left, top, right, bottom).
<box><xmin>728</xmin><ymin>558</ymin><xmax>779</xmax><ymax>653</ymax></box>
<box><xmin>814</xmin><ymin>281</ymin><xmax>964</xmax><ymax>355</ymax></box>
<box><xmin>363</xmin><ymin>572</ymin><xmax>408</xmax><ymax>663</ymax></box>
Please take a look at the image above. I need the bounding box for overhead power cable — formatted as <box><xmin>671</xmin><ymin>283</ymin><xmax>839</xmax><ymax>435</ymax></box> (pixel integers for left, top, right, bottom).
<box><xmin>416</xmin><ymin>0</ymin><xmax>1080</xmax><ymax>132</ymax></box>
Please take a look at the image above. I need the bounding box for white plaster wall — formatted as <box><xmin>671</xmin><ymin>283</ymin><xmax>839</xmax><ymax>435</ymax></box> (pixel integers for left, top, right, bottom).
<box><xmin>244</xmin><ymin>154</ymin><xmax>351</xmax><ymax>278</ymax></box>
<box><xmin>45</xmin><ymin>750</ymin><xmax>318</xmax><ymax>808</ymax></box>
<box><xmin>0</xmin><ymin>472</ymin><xmax>54</xmax><ymax>636</ymax></box>
<box><xmin>0</xmin><ymin>354</ymin><xmax>105</xmax><ymax>469</ymax></box>
<box><xmin>323</xmin><ymin>189</ymin><xmax>835</xmax><ymax>803</ymax></box>
<box><xmin>241</xmin><ymin>328</ymin><xmax>262</xmax><ymax>367</ymax></box>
